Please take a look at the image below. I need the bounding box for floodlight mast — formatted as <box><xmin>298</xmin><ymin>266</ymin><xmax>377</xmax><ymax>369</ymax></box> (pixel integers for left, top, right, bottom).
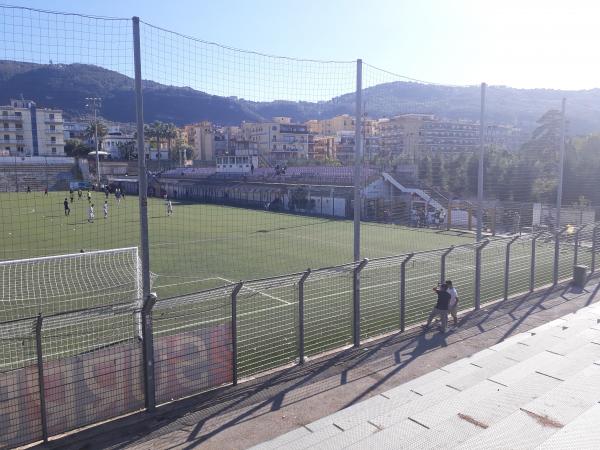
<box><xmin>86</xmin><ymin>97</ymin><xmax>102</xmax><ymax>187</ymax></box>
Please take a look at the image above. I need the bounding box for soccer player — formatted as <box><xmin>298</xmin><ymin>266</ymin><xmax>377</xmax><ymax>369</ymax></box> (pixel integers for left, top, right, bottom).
<box><xmin>44</xmin><ymin>187</ymin><xmax>48</xmax><ymax>196</ymax></box>
<box><xmin>63</xmin><ymin>198</ymin><xmax>70</xmax><ymax>216</ymax></box>
<box><xmin>69</xmin><ymin>189</ymin><xmax>74</xmax><ymax>203</ymax></box>
<box><xmin>78</xmin><ymin>189</ymin><xmax>82</xmax><ymax>200</ymax></box>
<box><xmin>103</xmin><ymin>200</ymin><xmax>109</xmax><ymax>219</ymax></box>
<box><xmin>446</xmin><ymin>280</ymin><xmax>459</xmax><ymax>328</ymax></box>
<box><xmin>88</xmin><ymin>203</ymin><xmax>95</xmax><ymax>223</ymax></box>
<box><xmin>166</xmin><ymin>199</ymin><xmax>173</xmax><ymax>217</ymax></box>
<box><xmin>26</xmin><ymin>185</ymin><xmax>31</xmax><ymax>193</ymax></box>
<box><xmin>87</xmin><ymin>190</ymin><xmax>92</xmax><ymax>203</ymax></box>
<box><xmin>424</xmin><ymin>283</ymin><xmax>450</xmax><ymax>333</ymax></box>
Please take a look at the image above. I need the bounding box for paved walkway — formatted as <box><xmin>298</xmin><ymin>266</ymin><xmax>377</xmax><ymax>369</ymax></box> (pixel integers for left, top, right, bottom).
<box><xmin>40</xmin><ymin>277</ymin><xmax>600</xmax><ymax>450</ymax></box>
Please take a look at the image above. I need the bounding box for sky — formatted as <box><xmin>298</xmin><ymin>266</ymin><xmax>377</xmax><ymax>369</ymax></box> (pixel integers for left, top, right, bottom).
<box><xmin>4</xmin><ymin>0</ymin><xmax>600</xmax><ymax>91</ymax></box>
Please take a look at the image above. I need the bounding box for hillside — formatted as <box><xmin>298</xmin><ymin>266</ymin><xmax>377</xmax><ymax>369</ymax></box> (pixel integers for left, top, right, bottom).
<box><xmin>1</xmin><ymin>60</ymin><xmax>599</xmax><ymax>134</ymax></box>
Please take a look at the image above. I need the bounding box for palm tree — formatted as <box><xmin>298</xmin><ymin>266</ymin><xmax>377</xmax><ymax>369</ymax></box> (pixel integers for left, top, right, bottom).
<box><xmin>164</xmin><ymin>122</ymin><xmax>178</xmax><ymax>162</ymax></box>
<box><xmin>146</xmin><ymin>121</ymin><xmax>166</xmax><ymax>168</ymax></box>
<box><xmin>84</xmin><ymin>120</ymin><xmax>108</xmax><ymax>149</ymax></box>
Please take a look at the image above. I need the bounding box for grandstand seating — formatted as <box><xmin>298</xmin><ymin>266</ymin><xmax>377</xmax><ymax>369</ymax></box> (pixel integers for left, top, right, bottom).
<box><xmin>161</xmin><ymin>165</ymin><xmax>379</xmax><ymax>185</ymax></box>
<box><xmin>0</xmin><ymin>160</ymin><xmax>77</xmax><ymax>192</ymax></box>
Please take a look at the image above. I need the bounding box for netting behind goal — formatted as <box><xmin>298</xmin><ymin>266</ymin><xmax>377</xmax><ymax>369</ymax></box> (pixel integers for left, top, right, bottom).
<box><xmin>0</xmin><ymin>247</ymin><xmax>141</xmax><ymax>322</ymax></box>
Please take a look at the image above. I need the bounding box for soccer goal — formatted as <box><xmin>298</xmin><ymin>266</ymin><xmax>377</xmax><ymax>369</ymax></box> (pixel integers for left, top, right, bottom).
<box><xmin>0</xmin><ymin>247</ymin><xmax>143</xmax><ymax>334</ymax></box>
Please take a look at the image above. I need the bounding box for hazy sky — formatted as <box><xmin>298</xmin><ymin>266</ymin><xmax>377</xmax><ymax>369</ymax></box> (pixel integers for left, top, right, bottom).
<box><xmin>6</xmin><ymin>0</ymin><xmax>600</xmax><ymax>90</ymax></box>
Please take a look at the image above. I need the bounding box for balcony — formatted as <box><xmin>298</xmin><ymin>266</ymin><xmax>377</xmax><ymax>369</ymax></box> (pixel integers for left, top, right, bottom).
<box><xmin>44</xmin><ymin>118</ymin><xmax>63</xmax><ymax>124</ymax></box>
<box><xmin>1</xmin><ymin>139</ymin><xmax>25</xmax><ymax>145</ymax></box>
<box><xmin>45</xmin><ymin>128</ymin><xmax>63</xmax><ymax>134</ymax></box>
<box><xmin>0</xmin><ymin>115</ymin><xmax>24</xmax><ymax>121</ymax></box>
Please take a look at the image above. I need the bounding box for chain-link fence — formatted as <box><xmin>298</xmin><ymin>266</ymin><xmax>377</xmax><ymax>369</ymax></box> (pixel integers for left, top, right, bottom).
<box><xmin>1</xmin><ymin>4</ymin><xmax>600</xmax><ymax>447</ymax></box>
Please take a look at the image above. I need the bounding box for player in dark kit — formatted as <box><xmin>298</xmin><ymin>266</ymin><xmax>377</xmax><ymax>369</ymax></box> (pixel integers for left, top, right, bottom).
<box><xmin>63</xmin><ymin>198</ymin><xmax>71</xmax><ymax>216</ymax></box>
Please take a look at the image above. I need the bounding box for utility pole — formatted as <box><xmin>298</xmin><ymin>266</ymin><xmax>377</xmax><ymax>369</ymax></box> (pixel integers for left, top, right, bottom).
<box><xmin>86</xmin><ymin>97</ymin><xmax>102</xmax><ymax>187</ymax></box>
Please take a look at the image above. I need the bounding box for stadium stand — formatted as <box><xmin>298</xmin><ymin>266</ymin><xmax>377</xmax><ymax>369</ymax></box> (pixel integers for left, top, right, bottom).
<box><xmin>0</xmin><ymin>157</ymin><xmax>78</xmax><ymax>192</ymax></box>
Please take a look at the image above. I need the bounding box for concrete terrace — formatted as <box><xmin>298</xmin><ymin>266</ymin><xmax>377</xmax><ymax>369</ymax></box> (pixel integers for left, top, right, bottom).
<box><xmin>41</xmin><ymin>276</ymin><xmax>600</xmax><ymax>450</ymax></box>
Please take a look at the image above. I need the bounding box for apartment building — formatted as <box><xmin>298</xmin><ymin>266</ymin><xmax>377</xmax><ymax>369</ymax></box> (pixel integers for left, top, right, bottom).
<box><xmin>185</xmin><ymin>121</ymin><xmax>215</xmax><ymax>161</ymax></box>
<box><xmin>243</xmin><ymin>117</ymin><xmax>309</xmax><ymax>160</ymax></box>
<box><xmin>1</xmin><ymin>99</ymin><xmax>65</xmax><ymax>156</ymax></box>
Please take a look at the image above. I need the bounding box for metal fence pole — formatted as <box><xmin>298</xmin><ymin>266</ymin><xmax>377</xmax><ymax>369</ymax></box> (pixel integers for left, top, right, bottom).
<box><xmin>592</xmin><ymin>224</ymin><xmax>599</xmax><ymax>273</ymax></box>
<box><xmin>553</xmin><ymin>226</ymin><xmax>568</xmax><ymax>285</ymax></box>
<box><xmin>476</xmin><ymin>82</ymin><xmax>487</xmax><ymax>243</ymax></box>
<box><xmin>553</xmin><ymin>98</ymin><xmax>567</xmax><ymax>284</ymax></box>
<box><xmin>574</xmin><ymin>225</ymin><xmax>585</xmax><ymax>267</ymax></box>
<box><xmin>530</xmin><ymin>232</ymin><xmax>542</xmax><ymax>292</ymax></box>
<box><xmin>475</xmin><ymin>239</ymin><xmax>489</xmax><ymax>310</ymax></box>
<box><xmin>231</xmin><ymin>282</ymin><xmax>243</xmax><ymax>385</ymax></box>
<box><xmin>298</xmin><ymin>269</ymin><xmax>311</xmax><ymax>364</ymax></box>
<box><xmin>353</xmin><ymin>59</ymin><xmax>363</xmax><ymax>263</ymax></box>
<box><xmin>400</xmin><ymin>253</ymin><xmax>414</xmax><ymax>332</ymax></box>
<box><xmin>34</xmin><ymin>314</ymin><xmax>48</xmax><ymax>443</ymax></box>
<box><xmin>504</xmin><ymin>236</ymin><xmax>520</xmax><ymax>301</ymax></box>
<box><xmin>440</xmin><ymin>246</ymin><xmax>454</xmax><ymax>285</ymax></box>
<box><xmin>132</xmin><ymin>17</ymin><xmax>152</xmax><ymax>307</ymax></box>
<box><xmin>141</xmin><ymin>293</ymin><xmax>157</xmax><ymax>411</ymax></box>
<box><xmin>353</xmin><ymin>258</ymin><xmax>368</xmax><ymax>348</ymax></box>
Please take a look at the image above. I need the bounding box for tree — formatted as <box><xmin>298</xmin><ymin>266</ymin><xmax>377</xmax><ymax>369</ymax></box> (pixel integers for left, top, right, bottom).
<box><xmin>64</xmin><ymin>139</ymin><xmax>92</xmax><ymax>158</ymax></box>
<box><xmin>117</xmin><ymin>141</ymin><xmax>136</xmax><ymax>160</ymax></box>
<box><xmin>84</xmin><ymin>120</ymin><xmax>108</xmax><ymax>149</ymax></box>
<box><xmin>164</xmin><ymin>123</ymin><xmax>178</xmax><ymax>160</ymax></box>
<box><xmin>145</xmin><ymin>121</ymin><xmax>167</xmax><ymax>165</ymax></box>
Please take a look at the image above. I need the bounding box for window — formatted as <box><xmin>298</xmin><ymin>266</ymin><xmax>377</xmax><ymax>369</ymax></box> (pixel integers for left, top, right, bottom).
<box><xmin>17</xmin><ymin>146</ymin><xmax>24</xmax><ymax>153</ymax></box>
<box><xmin>3</xmin><ymin>123</ymin><xmax>7</xmax><ymax>129</ymax></box>
<box><xmin>16</xmin><ymin>123</ymin><xmax>22</xmax><ymax>129</ymax></box>
<box><xmin>272</xmin><ymin>126</ymin><xmax>277</xmax><ymax>131</ymax></box>
<box><xmin>16</xmin><ymin>135</ymin><xmax>23</xmax><ymax>141</ymax></box>
<box><xmin>2</xmin><ymin>111</ymin><xmax>7</xmax><ymax>116</ymax></box>
<box><xmin>49</xmin><ymin>113</ymin><xmax>55</xmax><ymax>120</ymax></box>
<box><xmin>51</xmin><ymin>147</ymin><xmax>57</xmax><ymax>154</ymax></box>
<box><xmin>51</xmin><ymin>137</ymin><xmax>56</xmax><ymax>143</ymax></box>
<box><xmin>50</xmin><ymin>125</ymin><xmax>55</xmax><ymax>131</ymax></box>
<box><xmin>3</xmin><ymin>135</ymin><xmax>8</xmax><ymax>141</ymax></box>
<box><xmin>15</xmin><ymin>112</ymin><xmax>21</xmax><ymax>117</ymax></box>
<box><xmin>272</xmin><ymin>135</ymin><xmax>276</xmax><ymax>141</ymax></box>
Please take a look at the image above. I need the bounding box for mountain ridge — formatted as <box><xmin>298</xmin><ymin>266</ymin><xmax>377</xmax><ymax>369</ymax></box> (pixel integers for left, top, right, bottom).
<box><xmin>1</xmin><ymin>60</ymin><xmax>599</xmax><ymax>134</ymax></box>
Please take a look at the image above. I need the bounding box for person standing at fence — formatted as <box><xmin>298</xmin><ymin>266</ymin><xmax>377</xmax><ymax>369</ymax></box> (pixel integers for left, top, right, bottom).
<box><xmin>446</xmin><ymin>280</ymin><xmax>459</xmax><ymax>328</ymax></box>
<box><xmin>78</xmin><ymin>188</ymin><xmax>82</xmax><ymax>200</ymax></box>
<box><xmin>424</xmin><ymin>283</ymin><xmax>450</xmax><ymax>332</ymax></box>
<box><xmin>63</xmin><ymin>198</ymin><xmax>70</xmax><ymax>216</ymax></box>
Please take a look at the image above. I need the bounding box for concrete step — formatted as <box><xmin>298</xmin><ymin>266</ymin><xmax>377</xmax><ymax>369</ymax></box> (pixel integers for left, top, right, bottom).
<box><xmin>456</xmin><ymin>364</ymin><xmax>600</xmax><ymax>449</ymax></box>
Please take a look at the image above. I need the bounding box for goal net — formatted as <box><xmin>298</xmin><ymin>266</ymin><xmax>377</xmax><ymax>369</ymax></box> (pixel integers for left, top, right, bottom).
<box><xmin>0</xmin><ymin>247</ymin><xmax>142</xmax><ymax>324</ymax></box>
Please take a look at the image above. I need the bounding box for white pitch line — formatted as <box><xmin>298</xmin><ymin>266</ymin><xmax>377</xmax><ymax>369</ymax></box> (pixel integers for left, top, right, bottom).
<box><xmin>217</xmin><ymin>277</ymin><xmax>292</xmax><ymax>305</ymax></box>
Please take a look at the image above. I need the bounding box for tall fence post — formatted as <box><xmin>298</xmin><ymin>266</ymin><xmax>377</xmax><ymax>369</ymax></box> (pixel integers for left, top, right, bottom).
<box><xmin>400</xmin><ymin>253</ymin><xmax>414</xmax><ymax>332</ymax></box>
<box><xmin>353</xmin><ymin>258</ymin><xmax>368</xmax><ymax>348</ymax></box>
<box><xmin>353</xmin><ymin>59</ymin><xmax>363</xmax><ymax>263</ymax></box>
<box><xmin>132</xmin><ymin>16</ymin><xmax>152</xmax><ymax>316</ymax></box>
<box><xmin>231</xmin><ymin>282</ymin><xmax>243</xmax><ymax>385</ymax></box>
<box><xmin>34</xmin><ymin>314</ymin><xmax>48</xmax><ymax>443</ymax></box>
<box><xmin>504</xmin><ymin>236</ymin><xmax>520</xmax><ymax>301</ymax></box>
<box><xmin>141</xmin><ymin>293</ymin><xmax>157</xmax><ymax>412</ymax></box>
<box><xmin>476</xmin><ymin>82</ymin><xmax>487</xmax><ymax>242</ymax></box>
<box><xmin>475</xmin><ymin>239</ymin><xmax>489</xmax><ymax>310</ymax></box>
<box><xmin>553</xmin><ymin>98</ymin><xmax>567</xmax><ymax>283</ymax></box>
<box><xmin>298</xmin><ymin>269</ymin><xmax>311</xmax><ymax>364</ymax></box>
<box><xmin>592</xmin><ymin>224</ymin><xmax>599</xmax><ymax>273</ymax></box>
<box><xmin>440</xmin><ymin>246</ymin><xmax>454</xmax><ymax>285</ymax></box>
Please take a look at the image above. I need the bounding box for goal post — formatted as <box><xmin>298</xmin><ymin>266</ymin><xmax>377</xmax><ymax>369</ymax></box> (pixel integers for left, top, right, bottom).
<box><xmin>0</xmin><ymin>247</ymin><xmax>143</xmax><ymax>337</ymax></box>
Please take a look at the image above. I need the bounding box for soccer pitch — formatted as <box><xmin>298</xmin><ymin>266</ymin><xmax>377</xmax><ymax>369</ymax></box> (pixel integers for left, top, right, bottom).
<box><xmin>0</xmin><ymin>191</ymin><xmax>586</xmax><ymax>379</ymax></box>
<box><xmin>1</xmin><ymin>191</ymin><xmax>475</xmax><ymax>299</ymax></box>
